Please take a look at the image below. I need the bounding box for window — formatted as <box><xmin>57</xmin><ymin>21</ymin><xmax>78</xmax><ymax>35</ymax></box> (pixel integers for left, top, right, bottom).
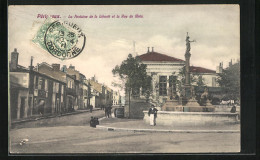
<box><xmin>35</xmin><ymin>76</ymin><xmax>38</xmax><ymax>89</ymax></box>
<box><xmin>38</xmin><ymin>77</ymin><xmax>42</xmax><ymax>89</ymax></box>
<box><xmin>53</xmin><ymin>82</ymin><xmax>56</xmax><ymax>92</ymax></box>
<box><xmin>169</xmin><ymin>76</ymin><xmax>177</xmax><ymax>98</ymax></box>
<box><xmin>199</xmin><ymin>76</ymin><xmax>203</xmax><ymax>83</ymax></box>
<box><xmin>159</xmin><ymin>76</ymin><xmax>167</xmax><ymax>96</ymax></box>
<box><xmin>56</xmin><ymin>83</ymin><xmax>59</xmax><ymax>93</ymax></box>
<box><xmin>61</xmin><ymin>85</ymin><xmax>64</xmax><ymax>94</ymax></box>
<box><xmin>37</xmin><ymin>77</ymin><xmax>45</xmax><ymax>90</ymax></box>
<box><xmin>169</xmin><ymin>76</ymin><xmax>177</xmax><ymax>88</ymax></box>
<box><xmin>45</xmin><ymin>80</ymin><xmax>48</xmax><ymax>91</ymax></box>
<box><xmin>212</xmin><ymin>77</ymin><xmax>216</xmax><ymax>87</ymax></box>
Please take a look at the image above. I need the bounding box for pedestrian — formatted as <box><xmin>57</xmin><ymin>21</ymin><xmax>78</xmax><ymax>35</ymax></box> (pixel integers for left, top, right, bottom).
<box><xmin>230</xmin><ymin>105</ymin><xmax>236</xmax><ymax>113</ymax></box>
<box><xmin>90</xmin><ymin>104</ymin><xmax>93</xmax><ymax>113</ymax></box>
<box><xmin>90</xmin><ymin>116</ymin><xmax>96</xmax><ymax>128</ymax></box>
<box><xmin>148</xmin><ymin>104</ymin><xmax>158</xmax><ymax>126</ymax></box>
<box><xmin>105</xmin><ymin>107</ymin><xmax>109</xmax><ymax>118</ymax></box>
<box><xmin>94</xmin><ymin>117</ymin><xmax>99</xmax><ymax>125</ymax></box>
<box><xmin>108</xmin><ymin>104</ymin><xmax>112</xmax><ymax>117</ymax></box>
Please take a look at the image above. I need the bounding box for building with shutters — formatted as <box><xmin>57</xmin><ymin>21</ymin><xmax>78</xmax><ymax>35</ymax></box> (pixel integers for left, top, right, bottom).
<box><xmin>9</xmin><ymin>49</ymin><xmax>66</xmax><ymax>121</ymax></box>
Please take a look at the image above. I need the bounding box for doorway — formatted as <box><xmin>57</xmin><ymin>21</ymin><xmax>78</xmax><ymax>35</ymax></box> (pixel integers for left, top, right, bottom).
<box><xmin>20</xmin><ymin>97</ymin><xmax>26</xmax><ymax>118</ymax></box>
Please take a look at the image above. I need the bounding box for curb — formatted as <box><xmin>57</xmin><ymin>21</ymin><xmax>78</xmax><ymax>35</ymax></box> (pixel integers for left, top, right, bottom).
<box><xmin>96</xmin><ymin>125</ymin><xmax>240</xmax><ymax>133</ymax></box>
<box><xmin>11</xmin><ymin>109</ymin><xmax>101</xmax><ymax>125</ymax></box>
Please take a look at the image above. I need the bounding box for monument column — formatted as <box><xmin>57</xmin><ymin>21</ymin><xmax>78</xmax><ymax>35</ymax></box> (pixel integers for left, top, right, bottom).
<box><xmin>184</xmin><ymin>32</ymin><xmax>195</xmax><ymax>99</ymax></box>
<box><xmin>185</xmin><ymin>51</ymin><xmax>191</xmax><ymax>85</ymax></box>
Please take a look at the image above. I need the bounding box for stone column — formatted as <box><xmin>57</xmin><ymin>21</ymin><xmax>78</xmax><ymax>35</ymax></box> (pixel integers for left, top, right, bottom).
<box><xmin>185</xmin><ymin>52</ymin><xmax>191</xmax><ymax>86</ymax></box>
<box><xmin>183</xmin><ymin>32</ymin><xmax>195</xmax><ymax>99</ymax></box>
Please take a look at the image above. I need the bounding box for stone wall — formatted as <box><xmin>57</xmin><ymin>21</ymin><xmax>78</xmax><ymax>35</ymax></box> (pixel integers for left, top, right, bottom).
<box><xmin>143</xmin><ymin>111</ymin><xmax>239</xmax><ymax>126</ymax></box>
<box><xmin>125</xmin><ymin>96</ymin><xmax>151</xmax><ymax>119</ymax></box>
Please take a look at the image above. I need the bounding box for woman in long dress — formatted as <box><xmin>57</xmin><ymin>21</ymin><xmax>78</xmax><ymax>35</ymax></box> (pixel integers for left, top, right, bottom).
<box><xmin>148</xmin><ymin>105</ymin><xmax>158</xmax><ymax>126</ymax></box>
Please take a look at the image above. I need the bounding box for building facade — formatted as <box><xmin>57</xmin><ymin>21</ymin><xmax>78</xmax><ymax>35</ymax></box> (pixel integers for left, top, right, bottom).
<box><xmin>113</xmin><ymin>91</ymin><xmax>121</xmax><ymax>105</ymax></box>
<box><xmin>9</xmin><ymin>49</ymin><xmax>66</xmax><ymax>121</ymax></box>
<box><xmin>138</xmin><ymin>48</ymin><xmax>221</xmax><ymax>105</ymax></box>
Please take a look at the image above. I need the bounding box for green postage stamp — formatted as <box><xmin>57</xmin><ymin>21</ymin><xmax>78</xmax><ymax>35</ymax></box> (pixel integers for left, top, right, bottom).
<box><xmin>32</xmin><ymin>18</ymin><xmax>86</xmax><ymax>60</ymax></box>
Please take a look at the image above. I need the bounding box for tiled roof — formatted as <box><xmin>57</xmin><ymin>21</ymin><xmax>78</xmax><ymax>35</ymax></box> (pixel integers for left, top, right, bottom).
<box><xmin>89</xmin><ymin>80</ymin><xmax>102</xmax><ymax>93</ymax></box>
<box><xmin>190</xmin><ymin>66</ymin><xmax>216</xmax><ymax>73</ymax></box>
<box><xmin>138</xmin><ymin>51</ymin><xmax>184</xmax><ymax>62</ymax></box>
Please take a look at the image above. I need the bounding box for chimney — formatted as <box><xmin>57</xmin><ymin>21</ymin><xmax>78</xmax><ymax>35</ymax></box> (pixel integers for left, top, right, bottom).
<box><xmin>69</xmin><ymin>64</ymin><xmax>75</xmax><ymax>70</ymax></box>
<box><xmin>229</xmin><ymin>59</ymin><xmax>232</xmax><ymax>67</ymax></box>
<box><xmin>52</xmin><ymin>64</ymin><xmax>60</xmax><ymax>71</ymax></box>
<box><xmin>216</xmin><ymin>62</ymin><xmax>223</xmax><ymax>74</ymax></box>
<box><xmin>61</xmin><ymin>65</ymin><xmax>67</xmax><ymax>72</ymax></box>
<box><xmin>147</xmin><ymin>47</ymin><xmax>150</xmax><ymax>53</ymax></box>
<box><xmin>10</xmin><ymin>48</ymin><xmax>19</xmax><ymax>71</ymax></box>
<box><xmin>152</xmin><ymin>47</ymin><xmax>154</xmax><ymax>52</ymax></box>
<box><xmin>29</xmin><ymin>56</ymin><xmax>34</xmax><ymax>70</ymax></box>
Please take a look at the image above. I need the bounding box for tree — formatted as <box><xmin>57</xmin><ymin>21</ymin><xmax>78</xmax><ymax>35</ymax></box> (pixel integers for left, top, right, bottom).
<box><xmin>217</xmin><ymin>61</ymin><xmax>240</xmax><ymax>101</ymax></box>
<box><xmin>112</xmin><ymin>54</ymin><xmax>152</xmax><ymax>95</ymax></box>
<box><xmin>176</xmin><ymin>66</ymin><xmax>205</xmax><ymax>94</ymax></box>
<box><xmin>112</xmin><ymin>54</ymin><xmax>152</xmax><ymax>111</ymax></box>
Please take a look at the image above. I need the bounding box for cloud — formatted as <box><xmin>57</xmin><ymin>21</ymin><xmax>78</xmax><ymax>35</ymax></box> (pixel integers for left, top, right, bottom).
<box><xmin>8</xmin><ymin>5</ymin><xmax>240</xmax><ymax>95</ymax></box>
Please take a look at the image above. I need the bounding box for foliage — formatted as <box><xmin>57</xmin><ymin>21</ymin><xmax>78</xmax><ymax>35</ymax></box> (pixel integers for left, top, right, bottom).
<box><xmin>217</xmin><ymin>62</ymin><xmax>240</xmax><ymax>101</ymax></box>
<box><xmin>112</xmin><ymin>54</ymin><xmax>152</xmax><ymax>97</ymax></box>
<box><xmin>176</xmin><ymin>66</ymin><xmax>205</xmax><ymax>93</ymax></box>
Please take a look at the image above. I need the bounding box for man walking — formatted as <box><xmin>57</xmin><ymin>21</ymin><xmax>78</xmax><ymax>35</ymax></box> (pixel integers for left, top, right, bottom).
<box><xmin>148</xmin><ymin>104</ymin><xmax>158</xmax><ymax>126</ymax></box>
<box><xmin>108</xmin><ymin>104</ymin><xmax>112</xmax><ymax>117</ymax></box>
<box><xmin>105</xmin><ymin>107</ymin><xmax>109</xmax><ymax>118</ymax></box>
<box><xmin>89</xmin><ymin>104</ymin><xmax>93</xmax><ymax>113</ymax></box>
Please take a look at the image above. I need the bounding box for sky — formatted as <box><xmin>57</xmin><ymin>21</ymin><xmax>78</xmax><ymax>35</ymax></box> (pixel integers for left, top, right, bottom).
<box><xmin>8</xmin><ymin>5</ymin><xmax>240</xmax><ymax>95</ymax></box>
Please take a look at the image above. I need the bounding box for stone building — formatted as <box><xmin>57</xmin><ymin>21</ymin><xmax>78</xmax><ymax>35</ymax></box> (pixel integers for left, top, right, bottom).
<box><xmin>138</xmin><ymin>48</ymin><xmax>220</xmax><ymax>105</ymax></box>
<box><xmin>113</xmin><ymin>91</ymin><xmax>121</xmax><ymax>105</ymax></box>
<box><xmin>9</xmin><ymin>49</ymin><xmax>66</xmax><ymax>121</ymax></box>
<box><xmin>89</xmin><ymin>79</ymin><xmax>105</xmax><ymax>108</ymax></box>
<box><xmin>61</xmin><ymin>65</ymin><xmax>86</xmax><ymax>110</ymax></box>
<box><xmin>65</xmin><ymin>74</ymin><xmax>77</xmax><ymax>112</ymax></box>
<box><xmin>104</xmin><ymin>85</ymin><xmax>113</xmax><ymax>106</ymax></box>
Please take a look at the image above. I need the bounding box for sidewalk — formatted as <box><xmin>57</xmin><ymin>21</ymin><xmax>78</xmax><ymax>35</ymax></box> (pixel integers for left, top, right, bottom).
<box><xmin>11</xmin><ymin>108</ymin><xmax>100</xmax><ymax>124</ymax></box>
<box><xmin>97</xmin><ymin>117</ymin><xmax>240</xmax><ymax>133</ymax></box>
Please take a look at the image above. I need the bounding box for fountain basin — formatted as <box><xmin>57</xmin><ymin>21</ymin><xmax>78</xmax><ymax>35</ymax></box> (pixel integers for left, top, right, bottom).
<box><xmin>143</xmin><ymin>111</ymin><xmax>239</xmax><ymax>127</ymax></box>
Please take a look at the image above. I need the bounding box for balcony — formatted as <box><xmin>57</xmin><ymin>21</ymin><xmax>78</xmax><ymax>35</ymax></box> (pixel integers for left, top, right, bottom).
<box><xmin>66</xmin><ymin>88</ymin><xmax>76</xmax><ymax>96</ymax></box>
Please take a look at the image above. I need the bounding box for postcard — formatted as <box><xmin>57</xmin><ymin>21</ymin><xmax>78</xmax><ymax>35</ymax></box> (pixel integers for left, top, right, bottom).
<box><xmin>8</xmin><ymin>5</ymin><xmax>240</xmax><ymax>153</ymax></box>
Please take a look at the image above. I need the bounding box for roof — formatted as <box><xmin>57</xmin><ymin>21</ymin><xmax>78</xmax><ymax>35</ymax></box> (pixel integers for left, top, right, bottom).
<box><xmin>89</xmin><ymin>80</ymin><xmax>103</xmax><ymax>93</ymax></box>
<box><xmin>104</xmin><ymin>85</ymin><xmax>113</xmax><ymax>93</ymax></box>
<box><xmin>37</xmin><ymin>62</ymin><xmax>67</xmax><ymax>83</ymax></box>
<box><xmin>138</xmin><ymin>51</ymin><xmax>184</xmax><ymax>62</ymax></box>
<box><xmin>190</xmin><ymin>66</ymin><xmax>216</xmax><ymax>73</ymax></box>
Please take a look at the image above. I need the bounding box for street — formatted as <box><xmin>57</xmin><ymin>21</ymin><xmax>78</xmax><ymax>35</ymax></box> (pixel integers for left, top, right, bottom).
<box><xmin>9</xmin><ymin>109</ymin><xmax>240</xmax><ymax>153</ymax></box>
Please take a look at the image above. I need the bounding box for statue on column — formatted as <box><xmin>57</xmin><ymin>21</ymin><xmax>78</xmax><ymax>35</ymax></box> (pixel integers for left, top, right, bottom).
<box><xmin>185</xmin><ymin>32</ymin><xmax>195</xmax><ymax>54</ymax></box>
<box><xmin>184</xmin><ymin>32</ymin><xmax>196</xmax><ymax>96</ymax></box>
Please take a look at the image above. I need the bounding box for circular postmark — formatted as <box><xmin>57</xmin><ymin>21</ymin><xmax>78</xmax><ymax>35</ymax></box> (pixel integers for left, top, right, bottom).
<box><xmin>44</xmin><ymin>20</ymin><xmax>86</xmax><ymax>60</ymax></box>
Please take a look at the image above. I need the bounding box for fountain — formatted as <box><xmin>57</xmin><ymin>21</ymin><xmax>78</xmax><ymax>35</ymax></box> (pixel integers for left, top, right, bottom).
<box><xmin>143</xmin><ymin>33</ymin><xmax>239</xmax><ymax>126</ymax></box>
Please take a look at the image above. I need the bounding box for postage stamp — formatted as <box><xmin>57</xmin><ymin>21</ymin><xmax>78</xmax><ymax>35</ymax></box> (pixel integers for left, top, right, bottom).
<box><xmin>33</xmin><ymin>18</ymin><xmax>86</xmax><ymax>60</ymax></box>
